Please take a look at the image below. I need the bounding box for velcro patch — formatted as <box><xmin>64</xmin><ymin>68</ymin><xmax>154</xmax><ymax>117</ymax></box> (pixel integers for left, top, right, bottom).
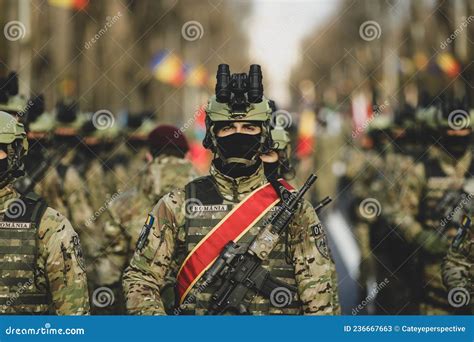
<box><xmin>0</xmin><ymin>222</ymin><xmax>32</xmax><ymax>229</ymax></box>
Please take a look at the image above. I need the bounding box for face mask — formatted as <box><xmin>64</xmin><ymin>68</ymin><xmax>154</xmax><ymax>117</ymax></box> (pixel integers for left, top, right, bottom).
<box><xmin>215</xmin><ymin>133</ymin><xmax>261</xmax><ymax>163</ymax></box>
<box><xmin>439</xmin><ymin>134</ymin><xmax>471</xmax><ymax>158</ymax></box>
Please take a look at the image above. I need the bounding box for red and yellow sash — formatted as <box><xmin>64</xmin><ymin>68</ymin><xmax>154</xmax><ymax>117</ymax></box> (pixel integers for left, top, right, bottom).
<box><xmin>176</xmin><ymin>180</ymin><xmax>292</xmax><ymax>304</ymax></box>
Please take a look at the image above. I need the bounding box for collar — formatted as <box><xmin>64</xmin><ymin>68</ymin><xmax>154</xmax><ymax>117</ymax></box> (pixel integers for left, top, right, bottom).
<box><xmin>430</xmin><ymin>146</ymin><xmax>472</xmax><ymax>178</ymax></box>
<box><xmin>0</xmin><ymin>186</ymin><xmax>19</xmax><ymax>213</ymax></box>
<box><xmin>210</xmin><ymin>162</ymin><xmax>267</xmax><ymax>202</ymax></box>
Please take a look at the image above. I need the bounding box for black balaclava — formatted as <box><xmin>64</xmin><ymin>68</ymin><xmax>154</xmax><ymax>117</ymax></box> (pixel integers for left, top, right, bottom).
<box><xmin>0</xmin><ymin>145</ymin><xmax>8</xmax><ymax>179</ymax></box>
<box><xmin>439</xmin><ymin>131</ymin><xmax>472</xmax><ymax>159</ymax></box>
<box><xmin>214</xmin><ymin>128</ymin><xmax>263</xmax><ymax>178</ymax></box>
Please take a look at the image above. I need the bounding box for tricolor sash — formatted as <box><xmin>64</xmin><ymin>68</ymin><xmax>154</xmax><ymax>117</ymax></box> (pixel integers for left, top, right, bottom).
<box><xmin>176</xmin><ymin>179</ymin><xmax>293</xmax><ymax>304</ymax></box>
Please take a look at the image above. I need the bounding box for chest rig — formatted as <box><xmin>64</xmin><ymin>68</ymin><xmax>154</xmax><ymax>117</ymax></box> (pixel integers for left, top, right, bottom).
<box><xmin>418</xmin><ymin>154</ymin><xmax>474</xmax><ymax>235</ymax></box>
<box><xmin>417</xmin><ymin>152</ymin><xmax>474</xmax><ymax>309</ymax></box>
<box><xmin>176</xmin><ymin>176</ymin><xmax>300</xmax><ymax>315</ymax></box>
<box><xmin>0</xmin><ymin>192</ymin><xmax>49</xmax><ymax>314</ymax></box>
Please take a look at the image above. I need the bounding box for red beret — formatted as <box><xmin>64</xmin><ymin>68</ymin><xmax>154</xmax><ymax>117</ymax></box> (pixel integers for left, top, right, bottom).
<box><xmin>148</xmin><ymin>124</ymin><xmax>189</xmax><ymax>153</ymax></box>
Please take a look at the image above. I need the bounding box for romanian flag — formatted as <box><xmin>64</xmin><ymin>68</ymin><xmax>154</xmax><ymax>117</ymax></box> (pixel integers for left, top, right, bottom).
<box><xmin>150</xmin><ymin>50</ymin><xmax>187</xmax><ymax>87</ymax></box>
<box><xmin>436</xmin><ymin>52</ymin><xmax>461</xmax><ymax>78</ymax></box>
<box><xmin>187</xmin><ymin>65</ymin><xmax>208</xmax><ymax>87</ymax></box>
<box><xmin>48</xmin><ymin>0</ymin><xmax>88</xmax><ymax>10</ymax></box>
<box><xmin>296</xmin><ymin>109</ymin><xmax>316</xmax><ymax>158</ymax></box>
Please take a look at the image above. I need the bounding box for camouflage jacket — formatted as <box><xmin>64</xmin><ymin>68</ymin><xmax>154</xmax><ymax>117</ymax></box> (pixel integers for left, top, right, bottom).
<box><xmin>123</xmin><ymin>163</ymin><xmax>340</xmax><ymax>315</ymax></box>
<box><xmin>0</xmin><ymin>186</ymin><xmax>90</xmax><ymax>314</ymax></box>
<box><xmin>96</xmin><ymin>155</ymin><xmax>197</xmax><ymax>286</ymax></box>
<box><xmin>442</xmin><ymin>224</ymin><xmax>473</xmax><ymax>307</ymax></box>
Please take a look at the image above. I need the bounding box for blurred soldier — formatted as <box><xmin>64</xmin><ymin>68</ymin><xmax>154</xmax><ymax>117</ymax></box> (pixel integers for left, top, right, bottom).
<box><xmin>0</xmin><ymin>111</ymin><xmax>89</xmax><ymax>314</ymax></box>
<box><xmin>123</xmin><ymin>64</ymin><xmax>340</xmax><ymax>315</ymax></box>
<box><xmin>262</xmin><ymin>127</ymin><xmax>294</xmax><ymax>180</ymax></box>
<box><xmin>388</xmin><ymin>98</ymin><xmax>473</xmax><ymax>314</ymax></box>
<box><xmin>372</xmin><ymin>105</ymin><xmax>424</xmax><ymax>314</ymax></box>
<box><xmin>98</xmin><ymin>124</ymin><xmax>197</xmax><ymax>314</ymax></box>
<box><xmin>343</xmin><ymin>114</ymin><xmax>390</xmax><ymax>309</ymax></box>
<box><xmin>442</xmin><ymin>216</ymin><xmax>473</xmax><ymax>314</ymax></box>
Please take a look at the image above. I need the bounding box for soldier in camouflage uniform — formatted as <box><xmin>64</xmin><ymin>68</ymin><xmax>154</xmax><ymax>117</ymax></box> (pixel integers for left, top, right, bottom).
<box><xmin>371</xmin><ymin>105</ymin><xmax>425</xmax><ymax>314</ymax></box>
<box><xmin>0</xmin><ymin>111</ymin><xmax>90</xmax><ymax>314</ymax></box>
<box><xmin>387</xmin><ymin>99</ymin><xmax>474</xmax><ymax>314</ymax></box>
<box><xmin>442</xmin><ymin>216</ymin><xmax>473</xmax><ymax>314</ymax></box>
<box><xmin>123</xmin><ymin>65</ymin><xmax>340</xmax><ymax>315</ymax></box>
<box><xmin>97</xmin><ymin>124</ymin><xmax>197</xmax><ymax>314</ymax></box>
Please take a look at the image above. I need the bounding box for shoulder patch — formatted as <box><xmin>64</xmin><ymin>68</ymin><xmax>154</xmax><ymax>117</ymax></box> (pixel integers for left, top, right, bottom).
<box><xmin>136</xmin><ymin>214</ymin><xmax>155</xmax><ymax>252</ymax></box>
<box><xmin>311</xmin><ymin>223</ymin><xmax>324</xmax><ymax>237</ymax></box>
<box><xmin>311</xmin><ymin>223</ymin><xmax>329</xmax><ymax>259</ymax></box>
<box><xmin>72</xmin><ymin>235</ymin><xmax>86</xmax><ymax>272</ymax></box>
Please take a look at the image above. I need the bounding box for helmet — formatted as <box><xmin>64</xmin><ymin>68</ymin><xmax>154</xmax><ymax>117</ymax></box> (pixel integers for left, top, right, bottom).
<box><xmin>203</xmin><ymin>64</ymin><xmax>273</xmax><ymax>165</ymax></box>
<box><xmin>0</xmin><ymin>111</ymin><xmax>28</xmax><ymax>188</ymax></box>
<box><xmin>0</xmin><ymin>72</ymin><xmax>28</xmax><ymax>116</ymax></box>
<box><xmin>422</xmin><ymin>97</ymin><xmax>472</xmax><ymax>131</ymax></box>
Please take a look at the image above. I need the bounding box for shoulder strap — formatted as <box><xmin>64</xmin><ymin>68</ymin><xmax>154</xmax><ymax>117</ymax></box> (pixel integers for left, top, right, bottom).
<box><xmin>5</xmin><ymin>192</ymin><xmax>48</xmax><ymax>227</ymax></box>
<box><xmin>185</xmin><ymin>176</ymin><xmax>223</xmax><ymax>205</ymax></box>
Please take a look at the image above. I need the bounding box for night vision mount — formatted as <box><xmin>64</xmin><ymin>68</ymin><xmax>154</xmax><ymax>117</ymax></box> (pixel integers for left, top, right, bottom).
<box><xmin>215</xmin><ymin>64</ymin><xmax>264</xmax><ymax>115</ymax></box>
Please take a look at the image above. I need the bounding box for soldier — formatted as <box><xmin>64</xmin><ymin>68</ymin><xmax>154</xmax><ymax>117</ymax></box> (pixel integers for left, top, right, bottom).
<box><xmin>123</xmin><ymin>64</ymin><xmax>339</xmax><ymax>315</ymax></box>
<box><xmin>441</xmin><ymin>216</ymin><xmax>473</xmax><ymax>314</ymax></box>
<box><xmin>94</xmin><ymin>124</ymin><xmax>197</xmax><ymax>314</ymax></box>
<box><xmin>0</xmin><ymin>111</ymin><xmax>90</xmax><ymax>314</ymax></box>
<box><xmin>387</xmin><ymin>98</ymin><xmax>473</xmax><ymax>314</ymax></box>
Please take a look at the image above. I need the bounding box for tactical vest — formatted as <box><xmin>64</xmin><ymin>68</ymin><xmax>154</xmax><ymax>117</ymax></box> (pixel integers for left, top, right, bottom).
<box><xmin>417</xmin><ymin>153</ymin><xmax>474</xmax><ymax>309</ymax></box>
<box><xmin>0</xmin><ymin>192</ymin><xmax>49</xmax><ymax>314</ymax></box>
<box><xmin>176</xmin><ymin>176</ymin><xmax>301</xmax><ymax>315</ymax></box>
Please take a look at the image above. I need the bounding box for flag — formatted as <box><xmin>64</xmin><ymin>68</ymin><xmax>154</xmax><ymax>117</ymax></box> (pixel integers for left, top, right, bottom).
<box><xmin>436</xmin><ymin>53</ymin><xmax>461</xmax><ymax>78</ymax></box>
<box><xmin>150</xmin><ymin>50</ymin><xmax>187</xmax><ymax>87</ymax></box>
<box><xmin>187</xmin><ymin>65</ymin><xmax>208</xmax><ymax>87</ymax></box>
<box><xmin>48</xmin><ymin>0</ymin><xmax>88</xmax><ymax>10</ymax></box>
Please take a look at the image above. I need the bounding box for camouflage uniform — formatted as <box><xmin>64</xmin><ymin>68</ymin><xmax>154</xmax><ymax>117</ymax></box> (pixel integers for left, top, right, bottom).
<box><xmin>97</xmin><ymin>154</ymin><xmax>197</xmax><ymax>313</ymax></box>
<box><xmin>0</xmin><ymin>186</ymin><xmax>90</xmax><ymax>314</ymax></box>
<box><xmin>123</xmin><ymin>164</ymin><xmax>340</xmax><ymax>315</ymax></box>
<box><xmin>442</xmin><ymin>221</ymin><xmax>473</xmax><ymax>314</ymax></box>
<box><xmin>0</xmin><ymin>111</ymin><xmax>89</xmax><ymax>314</ymax></box>
<box><xmin>389</xmin><ymin>146</ymin><xmax>473</xmax><ymax>314</ymax></box>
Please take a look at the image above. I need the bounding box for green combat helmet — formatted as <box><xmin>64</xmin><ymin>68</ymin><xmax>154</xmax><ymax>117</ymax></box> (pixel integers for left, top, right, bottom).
<box><xmin>0</xmin><ymin>111</ymin><xmax>28</xmax><ymax>188</ymax></box>
<box><xmin>421</xmin><ymin>96</ymin><xmax>473</xmax><ymax>132</ymax></box>
<box><xmin>203</xmin><ymin>64</ymin><xmax>273</xmax><ymax>166</ymax></box>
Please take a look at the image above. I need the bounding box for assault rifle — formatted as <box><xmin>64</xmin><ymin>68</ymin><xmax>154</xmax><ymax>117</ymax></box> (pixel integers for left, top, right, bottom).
<box><xmin>199</xmin><ymin>174</ymin><xmax>319</xmax><ymax>315</ymax></box>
